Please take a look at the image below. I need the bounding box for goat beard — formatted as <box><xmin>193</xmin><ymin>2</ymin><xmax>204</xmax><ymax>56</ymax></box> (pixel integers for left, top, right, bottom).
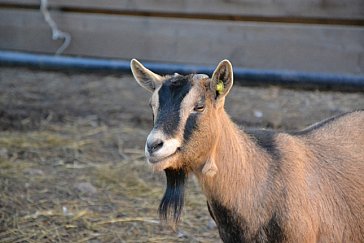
<box><xmin>158</xmin><ymin>168</ymin><xmax>187</xmax><ymax>227</ymax></box>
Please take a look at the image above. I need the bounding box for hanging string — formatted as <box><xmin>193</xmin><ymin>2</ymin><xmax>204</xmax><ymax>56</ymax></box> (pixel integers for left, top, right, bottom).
<box><xmin>40</xmin><ymin>0</ymin><xmax>71</xmax><ymax>55</ymax></box>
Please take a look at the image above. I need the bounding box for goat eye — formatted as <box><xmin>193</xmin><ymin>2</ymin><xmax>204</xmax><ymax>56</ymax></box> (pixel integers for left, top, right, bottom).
<box><xmin>194</xmin><ymin>104</ymin><xmax>205</xmax><ymax>112</ymax></box>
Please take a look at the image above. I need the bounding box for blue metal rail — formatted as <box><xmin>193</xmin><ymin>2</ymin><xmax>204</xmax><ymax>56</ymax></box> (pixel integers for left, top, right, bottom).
<box><xmin>1</xmin><ymin>50</ymin><xmax>363</xmax><ymax>91</ymax></box>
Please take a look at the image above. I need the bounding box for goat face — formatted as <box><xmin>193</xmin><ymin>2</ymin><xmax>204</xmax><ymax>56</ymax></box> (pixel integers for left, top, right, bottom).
<box><xmin>131</xmin><ymin>59</ymin><xmax>234</xmax><ymax>173</ymax></box>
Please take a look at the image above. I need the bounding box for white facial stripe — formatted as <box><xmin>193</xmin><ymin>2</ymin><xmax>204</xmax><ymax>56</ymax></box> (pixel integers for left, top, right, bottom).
<box><xmin>150</xmin><ymin>86</ymin><xmax>161</xmax><ymax>123</ymax></box>
<box><xmin>180</xmin><ymin>85</ymin><xmax>200</xmax><ymax>124</ymax></box>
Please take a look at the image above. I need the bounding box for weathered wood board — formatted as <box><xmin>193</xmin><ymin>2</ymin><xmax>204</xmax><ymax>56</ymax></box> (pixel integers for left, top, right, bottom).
<box><xmin>1</xmin><ymin>9</ymin><xmax>363</xmax><ymax>74</ymax></box>
<box><xmin>0</xmin><ymin>0</ymin><xmax>363</xmax><ymax>20</ymax></box>
<box><xmin>1</xmin><ymin>0</ymin><xmax>364</xmax><ymax>76</ymax></box>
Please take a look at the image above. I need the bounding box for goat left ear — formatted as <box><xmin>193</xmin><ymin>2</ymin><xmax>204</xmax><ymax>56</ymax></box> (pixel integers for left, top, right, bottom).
<box><xmin>130</xmin><ymin>59</ymin><xmax>163</xmax><ymax>93</ymax></box>
<box><xmin>211</xmin><ymin>60</ymin><xmax>234</xmax><ymax>101</ymax></box>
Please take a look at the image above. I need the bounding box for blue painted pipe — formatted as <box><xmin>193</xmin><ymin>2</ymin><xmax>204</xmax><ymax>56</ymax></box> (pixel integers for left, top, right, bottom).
<box><xmin>1</xmin><ymin>50</ymin><xmax>363</xmax><ymax>90</ymax></box>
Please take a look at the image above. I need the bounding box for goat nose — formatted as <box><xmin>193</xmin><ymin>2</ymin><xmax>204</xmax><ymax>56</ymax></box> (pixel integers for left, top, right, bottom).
<box><xmin>147</xmin><ymin>139</ymin><xmax>164</xmax><ymax>154</ymax></box>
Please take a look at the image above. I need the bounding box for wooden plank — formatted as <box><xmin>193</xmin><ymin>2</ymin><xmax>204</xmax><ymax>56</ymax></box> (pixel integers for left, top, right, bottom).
<box><xmin>0</xmin><ymin>9</ymin><xmax>363</xmax><ymax>74</ymax></box>
<box><xmin>0</xmin><ymin>0</ymin><xmax>363</xmax><ymax>20</ymax></box>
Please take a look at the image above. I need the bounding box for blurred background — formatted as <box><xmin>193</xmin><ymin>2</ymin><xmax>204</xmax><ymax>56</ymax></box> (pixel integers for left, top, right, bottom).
<box><xmin>0</xmin><ymin>0</ymin><xmax>363</xmax><ymax>242</ymax></box>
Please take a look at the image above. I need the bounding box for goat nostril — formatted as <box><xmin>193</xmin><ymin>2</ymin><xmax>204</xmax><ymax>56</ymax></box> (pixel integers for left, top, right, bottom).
<box><xmin>148</xmin><ymin>140</ymin><xmax>164</xmax><ymax>154</ymax></box>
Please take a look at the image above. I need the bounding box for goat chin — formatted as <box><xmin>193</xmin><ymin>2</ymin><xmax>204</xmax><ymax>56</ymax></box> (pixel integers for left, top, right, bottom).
<box><xmin>147</xmin><ymin>159</ymin><xmax>171</xmax><ymax>172</ymax></box>
<box><xmin>147</xmin><ymin>154</ymin><xmax>181</xmax><ymax>172</ymax></box>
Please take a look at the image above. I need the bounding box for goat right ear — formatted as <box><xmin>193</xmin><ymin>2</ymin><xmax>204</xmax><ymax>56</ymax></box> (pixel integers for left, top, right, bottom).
<box><xmin>130</xmin><ymin>59</ymin><xmax>163</xmax><ymax>92</ymax></box>
<box><xmin>211</xmin><ymin>60</ymin><xmax>234</xmax><ymax>102</ymax></box>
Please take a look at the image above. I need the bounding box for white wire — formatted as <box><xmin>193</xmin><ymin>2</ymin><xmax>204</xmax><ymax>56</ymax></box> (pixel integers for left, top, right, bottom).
<box><xmin>40</xmin><ymin>0</ymin><xmax>71</xmax><ymax>55</ymax></box>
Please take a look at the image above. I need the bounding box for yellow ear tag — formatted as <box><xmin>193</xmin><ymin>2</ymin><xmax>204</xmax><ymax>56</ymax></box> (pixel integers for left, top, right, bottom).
<box><xmin>216</xmin><ymin>80</ymin><xmax>224</xmax><ymax>94</ymax></box>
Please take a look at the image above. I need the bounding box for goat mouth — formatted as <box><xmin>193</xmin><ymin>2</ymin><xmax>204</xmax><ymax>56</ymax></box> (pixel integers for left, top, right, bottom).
<box><xmin>147</xmin><ymin>148</ymin><xmax>181</xmax><ymax>166</ymax></box>
<box><xmin>148</xmin><ymin>150</ymin><xmax>179</xmax><ymax>163</ymax></box>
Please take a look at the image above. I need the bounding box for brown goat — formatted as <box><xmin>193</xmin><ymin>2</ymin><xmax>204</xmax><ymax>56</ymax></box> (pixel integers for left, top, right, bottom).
<box><xmin>131</xmin><ymin>59</ymin><xmax>364</xmax><ymax>243</ymax></box>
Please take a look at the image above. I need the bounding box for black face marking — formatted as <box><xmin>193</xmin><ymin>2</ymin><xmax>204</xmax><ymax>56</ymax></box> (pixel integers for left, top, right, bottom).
<box><xmin>245</xmin><ymin>129</ymin><xmax>281</xmax><ymax>161</ymax></box>
<box><xmin>159</xmin><ymin>168</ymin><xmax>187</xmax><ymax>225</ymax></box>
<box><xmin>208</xmin><ymin>200</ymin><xmax>284</xmax><ymax>243</ymax></box>
<box><xmin>155</xmin><ymin>76</ymin><xmax>192</xmax><ymax>137</ymax></box>
<box><xmin>183</xmin><ymin>113</ymin><xmax>199</xmax><ymax>142</ymax></box>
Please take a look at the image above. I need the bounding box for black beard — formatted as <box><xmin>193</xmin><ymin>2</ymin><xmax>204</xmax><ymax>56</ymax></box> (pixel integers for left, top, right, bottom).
<box><xmin>158</xmin><ymin>168</ymin><xmax>187</xmax><ymax>226</ymax></box>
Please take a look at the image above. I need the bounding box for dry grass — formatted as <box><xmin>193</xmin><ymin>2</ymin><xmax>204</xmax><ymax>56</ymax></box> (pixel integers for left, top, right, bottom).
<box><xmin>0</xmin><ymin>120</ymin><xmax>220</xmax><ymax>243</ymax></box>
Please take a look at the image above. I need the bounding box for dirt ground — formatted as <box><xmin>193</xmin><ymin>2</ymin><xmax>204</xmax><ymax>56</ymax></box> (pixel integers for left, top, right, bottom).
<box><xmin>0</xmin><ymin>66</ymin><xmax>363</xmax><ymax>243</ymax></box>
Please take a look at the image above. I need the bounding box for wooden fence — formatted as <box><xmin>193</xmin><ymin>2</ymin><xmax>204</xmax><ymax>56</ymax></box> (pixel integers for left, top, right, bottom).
<box><xmin>0</xmin><ymin>0</ymin><xmax>363</xmax><ymax>74</ymax></box>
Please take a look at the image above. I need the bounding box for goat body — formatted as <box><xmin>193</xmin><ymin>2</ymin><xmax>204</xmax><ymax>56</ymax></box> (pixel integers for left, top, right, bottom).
<box><xmin>199</xmin><ymin>110</ymin><xmax>364</xmax><ymax>242</ymax></box>
<box><xmin>131</xmin><ymin>59</ymin><xmax>364</xmax><ymax>242</ymax></box>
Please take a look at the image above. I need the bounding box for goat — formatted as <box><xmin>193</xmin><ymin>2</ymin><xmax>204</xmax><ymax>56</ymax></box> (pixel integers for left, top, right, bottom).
<box><xmin>130</xmin><ymin>59</ymin><xmax>364</xmax><ymax>243</ymax></box>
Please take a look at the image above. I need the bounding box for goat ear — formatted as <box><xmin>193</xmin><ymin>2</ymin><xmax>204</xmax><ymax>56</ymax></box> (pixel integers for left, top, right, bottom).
<box><xmin>211</xmin><ymin>60</ymin><xmax>234</xmax><ymax>101</ymax></box>
<box><xmin>130</xmin><ymin>59</ymin><xmax>163</xmax><ymax>92</ymax></box>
